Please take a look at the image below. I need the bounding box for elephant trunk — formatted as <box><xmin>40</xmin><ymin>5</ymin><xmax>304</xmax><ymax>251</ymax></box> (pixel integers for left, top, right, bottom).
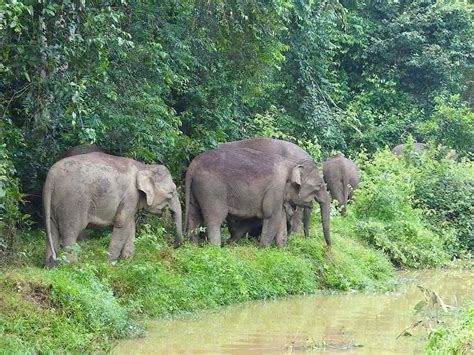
<box><xmin>316</xmin><ymin>189</ymin><xmax>331</xmax><ymax>247</ymax></box>
<box><xmin>170</xmin><ymin>194</ymin><xmax>183</xmax><ymax>247</ymax></box>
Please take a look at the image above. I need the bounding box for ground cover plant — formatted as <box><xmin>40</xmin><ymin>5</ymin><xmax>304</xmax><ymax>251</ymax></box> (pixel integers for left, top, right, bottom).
<box><xmin>0</xmin><ymin>219</ymin><xmax>395</xmax><ymax>353</ymax></box>
<box><xmin>426</xmin><ymin>303</ymin><xmax>474</xmax><ymax>354</ymax></box>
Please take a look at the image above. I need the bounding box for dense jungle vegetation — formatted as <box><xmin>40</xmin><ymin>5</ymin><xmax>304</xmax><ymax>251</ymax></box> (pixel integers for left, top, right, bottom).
<box><xmin>0</xmin><ymin>0</ymin><xmax>473</xmax><ymax>353</ymax></box>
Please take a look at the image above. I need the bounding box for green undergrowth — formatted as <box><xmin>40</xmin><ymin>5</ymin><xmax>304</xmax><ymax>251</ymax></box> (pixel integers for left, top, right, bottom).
<box><xmin>343</xmin><ymin>149</ymin><xmax>473</xmax><ymax>268</ymax></box>
<box><xmin>0</xmin><ymin>221</ymin><xmax>395</xmax><ymax>353</ymax></box>
<box><xmin>426</xmin><ymin>303</ymin><xmax>474</xmax><ymax>354</ymax></box>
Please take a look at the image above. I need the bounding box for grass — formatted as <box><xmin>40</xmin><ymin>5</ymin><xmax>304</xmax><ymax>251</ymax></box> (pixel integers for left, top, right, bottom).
<box><xmin>425</xmin><ymin>304</ymin><xmax>474</xmax><ymax>354</ymax></box>
<box><xmin>0</xmin><ymin>215</ymin><xmax>396</xmax><ymax>353</ymax></box>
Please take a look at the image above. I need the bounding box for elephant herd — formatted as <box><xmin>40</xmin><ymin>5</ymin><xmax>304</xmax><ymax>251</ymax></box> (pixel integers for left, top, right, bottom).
<box><xmin>42</xmin><ymin>138</ymin><xmax>364</xmax><ymax>268</ymax></box>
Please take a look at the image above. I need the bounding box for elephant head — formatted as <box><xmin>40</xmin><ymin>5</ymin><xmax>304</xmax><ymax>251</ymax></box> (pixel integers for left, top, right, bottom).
<box><xmin>137</xmin><ymin>165</ymin><xmax>183</xmax><ymax>246</ymax></box>
<box><xmin>287</xmin><ymin>161</ymin><xmax>331</xmax><ymax>246</ymax></box>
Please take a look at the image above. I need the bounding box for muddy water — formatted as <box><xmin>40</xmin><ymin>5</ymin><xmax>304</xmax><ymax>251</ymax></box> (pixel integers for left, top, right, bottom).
<box><xmin>114</xmin><ymin>270</ymin><xmax>472</xmax><ymax>354</ymax></box>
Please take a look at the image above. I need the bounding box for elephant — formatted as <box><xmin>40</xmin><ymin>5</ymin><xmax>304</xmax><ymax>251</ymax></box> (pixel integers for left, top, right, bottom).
<box><xmin>58</xmin><ymin>144</ymin><xmax>109</xmax><ymax>241</ymax></box>
<box><xmin>218</xmin><ymin>138</ymin><xmax>314</xmax><ymax>237</ymax></box>
<box><xmin>43</xmin><ymin>152</ymin><xmax>182</xmax><ymax>268</ymax></box>
<box><xmin>184</xmin><ymin>147</ymin><xmax>331</xmax><ymax>248</ymax></box>
<box><xmin>391</xmin><ymin>142</ymin><xmax>428</xmax><ymax>156</ymax></box>
<box><xmin>322</xmin><ymin>154</ymin><xmax>360</xmax><ymax>215</ymax></box>
<box><xmin>225</xmin><ymin>202</ymin><xmax>295</xmax><ymax>246</ymax></box>
<box><xmin>392</xmin><ymin>143</ymin><xmax>458</xmax><ymax>160</ymax></box>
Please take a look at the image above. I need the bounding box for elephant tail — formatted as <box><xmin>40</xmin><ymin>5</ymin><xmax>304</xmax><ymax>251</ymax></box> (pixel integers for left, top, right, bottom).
<box><xmin>184</xmin><ymin>162</ymin><xmax>193</xmax><ymax>234</ymax></box>
<box><xmin>43</xmin><ymin>174</ymin><xmax>57</xmax><ymax>262</ymax></box>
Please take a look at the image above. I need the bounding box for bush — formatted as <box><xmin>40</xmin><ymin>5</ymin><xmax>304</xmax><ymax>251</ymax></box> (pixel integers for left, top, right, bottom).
<box><xmin>348</xmin><ymin>150</ymin><xmax>451</xmax><ymax>268</ymax></box>
<box><xmin>420</xmin><ymin>95</ymin><xmax>474</xmax><ymax>158</ymax></box>
<box><xmin>0</xmin><ymin>124</ymin><xmax>30</xmax><ymax>254</ymax></box>
<box><xmin>411</xmin><ymin>154</ymin><xmax>474</xmax><ymax>253</ymax></box>
<box><xmin>426</xmin><ymin>304</ymin><xmax>474</xmax><ymax>354</ymax></box>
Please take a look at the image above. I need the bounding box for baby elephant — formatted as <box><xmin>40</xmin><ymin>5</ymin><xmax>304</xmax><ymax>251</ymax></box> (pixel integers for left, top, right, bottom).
<box><xmin>43</xmin><ymin>152</ymin><xmax>182</xmax><ymax>268</ymax></box>
<box><xmin>226</xmin><ymin>202</ymin><xmax>294</xmax><ymax>247</ymax></box>
<box><xmin>323</xmin><ymin>154</ymin><xmax>360</xmax><ymax>215</ymax></box>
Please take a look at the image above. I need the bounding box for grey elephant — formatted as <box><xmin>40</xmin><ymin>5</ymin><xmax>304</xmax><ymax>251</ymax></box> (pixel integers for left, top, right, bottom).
<box><xmin>225</xmin><ymin>202</ymin><xmax>294</xmax><ymax>246</ymax></box>
<box><xmin>392</xmin><ymin>142</ymin><xmax>458</xmax><ymax>160</ymax></box>
<box><xmin>323</xmin><ymin>154</ymin><xmax>360</xmax><ymax>215</ymax></box>
<box><xmin>391</xmin><ymin>142</ymin><xmax>428</xmax><ymax>156</ymax></box>
<box><xmin>58</xmin><ymin>144</ymin><xmax>108</xmax><ymax>242</ymax></box>
<box><xmin>218</xmin><ymin>138</ymin><xmax>314</xmax><ymax>237</ymax></box>
<box><xmin>43</xmin><ymin>152</ymin><xmax>182</xmax><ymax>267</ymax></box>
<box><xmin>184</xmin><ymin>148</ymin><xmax>331</xmax><ymax>247</ymax></box>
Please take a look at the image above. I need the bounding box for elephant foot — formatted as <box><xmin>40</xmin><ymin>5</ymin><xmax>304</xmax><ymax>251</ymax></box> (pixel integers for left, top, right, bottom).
<box><xmin>44</xmin><ymin>256</ymin><xmax>59</xmax><ymax>269</ymax></box>
<box><xmin>120</xmin><ymin>247</ymin><xmax>135</xmax><ymax>260</ymax></box>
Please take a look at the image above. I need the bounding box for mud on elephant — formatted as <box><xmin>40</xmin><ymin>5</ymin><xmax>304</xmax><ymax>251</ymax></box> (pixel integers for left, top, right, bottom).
<box><xmin>184</xmin><ymin>148</ymin><xmax>331</xmax><ymax>248</ymax></box>
<box><xmin>43</xmin><ymin>152</ymin><xmax>182</xmax><ymax>268</ymax></box>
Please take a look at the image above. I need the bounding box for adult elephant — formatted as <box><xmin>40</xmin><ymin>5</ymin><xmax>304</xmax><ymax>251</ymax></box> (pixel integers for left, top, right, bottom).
<box><xmin>184</xmin><ymin>148</ymin><xmax>331</xmax><ymax>247</ymax></box>
<box><xmin>323</xmin><ymin>154</ymin><xmax>360</xmax><ymax>215</ymax></box>
<box><xmin>218</xmin><ymin>138</ymin><xmax>314</xmax><ymax>237</ymax></box>
<box><xmin>392</xmin><ymin>142</ymin><xmax>458</xmax><ymax>160</ymax></box>
<box><xmin>43</xmin><ymin>152</ymin><xmax>182</xmax><ymax>268</ymax></box>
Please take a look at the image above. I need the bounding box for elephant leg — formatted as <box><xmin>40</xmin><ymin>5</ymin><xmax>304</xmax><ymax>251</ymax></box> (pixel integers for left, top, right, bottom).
<box><xmin>303</xmin><ymin>205</ymin><xmax>313</xmax><ymax>238</ymax></box>
<box><xmin>60</xmin><ymin>224</ymin><xmax>86</xmax><ymax>264</ymax></box>
<box><xmin>108</xmin><ymin>220</ymin><xmax>135</xmax><ymax>262</ymax></box>
<box><xmin>227</xmin><ymin>219</ymin><xmax>262</xmax><ymax>245</ymax></box>
<box><xmin>207</xmin><ymin>224</ymin><xmax>222</xmax><ymax>246</ymax></box>
<box><xmin>56</xmin><ymin>202</ymin><xmax>88</xmax><ymax>263</ymax></box>
<box><xmin>275</xmin><ymin>213</ymin><xmax>288</xmax><ymax>247</ymax></box>
<box><xmin>120</xmin><ymin>222</ymin><xmax>136</xmax><ymax>259</ymax></box>
<box><xmin>259</xmin><ymin>209</ymin><xmax>284</xmax><ymax>248</ymax></box>
<box><xmin>291</xmin><ymin>207</ymin><xmax>303</xmax><ymax>234</ymax></box>
<box><xmin>332</xmin><ymin>183</ymin><xmax>345</xmax><ymax>215</ymax></box>
<box><xmin>77</xmin><ymin>230</ymin><xmax>87</xmax><ymax>242</ymax></box>
<box><xmin>187</xmin><ymin>203</ymin><xmax>203</xmax><ymax>245</ymax></box>
<box><xmin>226</xmin><ymin>219</ymin><xmax>248</xmax><ymax>245</ymax></box>
<box><xmin>44</xmin><ymin>218</ymin><xmax>60</xmax><ymax>268</ymax></box>
<box><xmin>202</xmin><ymin>207</ymin><xmax>227</xmax><ymax>246</ymax></box>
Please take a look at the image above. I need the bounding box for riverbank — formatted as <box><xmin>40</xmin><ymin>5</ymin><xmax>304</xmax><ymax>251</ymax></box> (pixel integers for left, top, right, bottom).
<box><xmin>0</xmin><ymin>220</ymin><xmax>396</xmax><ymax>353</ymax></box>
<box><xmin>113</xmin><ymin>269</ymin><xmax>473</xmax><ymax>354</ymax></box>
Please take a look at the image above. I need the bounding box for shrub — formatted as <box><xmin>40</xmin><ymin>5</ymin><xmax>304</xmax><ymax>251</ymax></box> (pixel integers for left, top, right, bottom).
<box><xmin>411</xmin><ymin>155</ymin><xmax>474</xmax><ymax>253</ymax></box>
<box><xmin>0</xmin><ymin>127</ymin><xmax>30</xmax><ymax>254</ymax></box>
<box><xmin>426</xmin><ymin>303</ymin><xmax>474</xmax><ymax>354</ymax></box>
<box><xmin>349</xmin><ymin>150</ymin><xmax>450</xmax><ymax>268</ymax></box>
<box><xmin>420</xmin><ymin>95</ymin><xmax>474</xmax><ymax>158</ymax></box>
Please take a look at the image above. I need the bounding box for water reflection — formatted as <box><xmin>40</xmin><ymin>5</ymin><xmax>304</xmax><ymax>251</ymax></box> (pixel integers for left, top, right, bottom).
<box><xmin>114</xmin><ymin>270</ymin><xmax>473</xmax><ymax>354</ymax></box>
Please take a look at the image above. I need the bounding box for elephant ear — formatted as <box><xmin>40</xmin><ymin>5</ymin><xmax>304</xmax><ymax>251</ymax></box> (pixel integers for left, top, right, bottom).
<box><xmin>136</xmin><ymin>170</ymin><xmax>155</xmax><ymax>206</ymax></box>
<box><xmin>291</xmin><ymin>165</ymin><xmax>304</xmax><ymax>187</ymax></box>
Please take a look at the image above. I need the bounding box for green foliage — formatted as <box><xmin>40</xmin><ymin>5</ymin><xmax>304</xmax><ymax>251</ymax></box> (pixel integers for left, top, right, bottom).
<box><xmin>0</xmin><ymin>267</ymin><xmax>135</xmax><ymax>353</ymax></box>
<box><xmin>420</xmin><ymin>95</ymin><xmax>474</xmax><ymax>158</ymax></box>
<box><xmin>0</xmin><ymin>123</ymin><xmax>30</xmax><ymax>252</ymax></box>
<box><xmin>348</xmin><ymin>150</ymin><xmax>452</xmax><ymax>268</ymax></box>
<box><xmin>410</xmin><ymin>151</ymin><xmax>474</xmax><ymax>254</ymax></box>
<box><xmin>426</xmin><ymin>304</ymin><xmax>474</xmax><ymax>354</ymax></box>
<box><xmin>0</xmin><ymin>0</ymin><xmax>472</xmax><ymax>248</ymax></box>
